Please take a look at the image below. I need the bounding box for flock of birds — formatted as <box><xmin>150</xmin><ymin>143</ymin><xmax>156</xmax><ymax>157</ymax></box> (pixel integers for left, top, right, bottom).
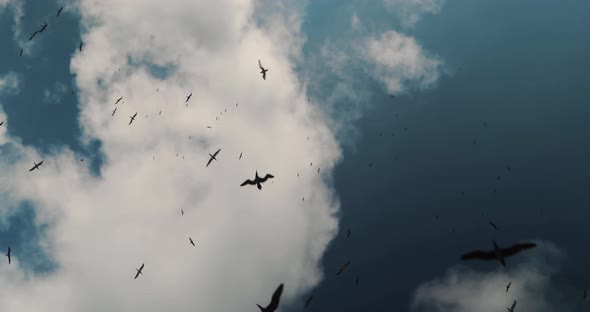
<box><xmin>0</xmin><ymin>4</ymin><xmax>584</xmax><ymax>312</ymax></box>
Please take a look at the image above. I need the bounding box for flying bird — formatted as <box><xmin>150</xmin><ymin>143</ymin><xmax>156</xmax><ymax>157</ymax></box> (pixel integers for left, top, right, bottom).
<box><xmin>461</xmin><ymin>240</ymin><xmax>537</xmax><ymax>267</ymax></box>
<box><xmin>390</xmin><ymin>94</ymin><xmax>396</xmax><ymax>99</ymax></box>
<box><xmin>185</xmin><ymin>93</ymin><xmax>192</xmax><ymax>103</ymax></box>
<box><xmin>115</xmin><ymin>96</ymin><xmax>123</xmax><ymax>104</ymax></box>
<box><xmin>506</xmin><ymin>282</ymin><xmax>511</xmax><ymax>293</ymax></box>
<box><xmin>79</xmin><ymin>41</ymin><xmax>83</xmax><ymax>52</ymax></box>
<box><xmin>304</xmin><ymin>295</ymin><xmax>313</xmax><ymax>308</ymax></box>
<box><xmin>189</xmin><ymin>237</ymin><xmax>195</xmax><ymax>247</ymax></box>
<box><xmin>584</xmin><ymin>289</ymin><xmax>587</xmax><ymax>300</ymax></box>
<box><xmin>29</xmin><ymin>31</ymin><xmax>39</xmax><ymax>41</ymax></box>
<box><xmin>128</xmin><ymin>112</ymin><xmax>137</xmax><ymax>125</ymax></box>
<box><xmin>347</xmin><ymin>228</ymin><xmax>351</xmax><ymax>238</ymax></box>
<box><xmin>206</xmin><ymin>148</ymin><xmax>221</xmax><ymax>167</ymax></box>
<box><xmin>355</xmin><ymin>275</ymin><xmax>359</xmax><ymax>288</ymax></box>
<box><xmin>256</xmin><ymin>283</ymin><xmax>284</xmax><ymax>312</ymax></box>
<box><xmin>488</xmin><ymin>221</ymin><xmax>498</xmax><ymax>230</ymax></box>
<box><xmin>39</xmin><ymin>23</ymin><xmax>47</xmax><ymax>32</ymax></box>
<box><xmin>181</xmin><ymin>209</ymin><xmax>184</xmax><ymax>216</ymax></box>
<box><xmin>240</xmin><ymin>171</ymin><xmax>274</xmax><ymax>190</ymax></box>
<box><xmin>29</xmin><ymin>161</ymin><xmax>44</xmax><ymax>171</ymax></box>
<box><xmin>6</xmin><ymin>247</ymin><xmax>11</xmax><ymax>264</ymax></box>
<box><xmin>507</xmin><ymin>300</ymin><xmax>517</xmax><ymax>312</ymax></box>
<box><xmin>337</xmin><ymin>260</ymin><xmax>350</xmax><ymax>276</ymax></box>
<box><xmin>0</xmin><ymin>121</ymin><xmax>3</xmax><ymax>126</ymax></box>
<box><xmin>134</xmin><ymin>263</ymin><xmax>144</xmax><ymax>279</ymax></box>
<box><xmin>111</xmin><ymin>107</ymin><xmax>117</xmax><ymax>116</ymax></box>
<box><xmin>258</xmin><ymin>59</ymin><xmax>269</xmax><ymax>80</ymax></box>
<box><xmin>239</xmin><ymin>152</ymin><xmax>243</xmax><ymax>160</ymax></box>
<box><xmin>56</xmin><ymin>6</ymin><xmax>64</xmax><ymax>16</ymax></box>
<box><xmin>19</xmin><ymin>48</ymin><xmax>23</xmax><ymax>56</ymax></box>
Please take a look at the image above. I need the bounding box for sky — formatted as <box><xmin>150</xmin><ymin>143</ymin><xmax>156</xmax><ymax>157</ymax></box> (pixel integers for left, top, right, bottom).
<box><xmin>0</xmin><ymin>0</ymin><xmax>589</xmax><ymax>311</ymax></box>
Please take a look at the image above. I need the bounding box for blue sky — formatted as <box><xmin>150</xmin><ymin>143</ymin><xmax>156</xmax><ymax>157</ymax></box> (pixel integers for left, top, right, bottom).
<box><xmin>1</xmin><ymin>0</ymin><xmax>589</xmax><ymax>311</ymax></box>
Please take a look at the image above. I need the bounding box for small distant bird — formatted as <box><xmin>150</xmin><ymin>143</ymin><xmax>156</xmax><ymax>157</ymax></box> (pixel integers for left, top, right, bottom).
<box><xmin>128</xmin><ymin>112</ymin><xmax>137</xmax><ymax>125</ymax></box>
<box><xmin>304</xmin><ymin>295</ymin><xmax>313</xmax><ymax>308</ymax></box>
<box><xmin>317</xmin><ymin>168</ymin><xmax>320</xmax><ymax>173</ymax></box>
<box><xmin>39</xmin><ymin>23</ymin><xmax>47</xmax><ymax>33</ymax></box>
<box><xmin>134</xmin><ymin>263</ymin><xmax>144</xmax><ymax>279</ymax></box>
<box><xmin>112</xmin><ymin>107</ymin><xmax>117</xmax><ymax>116</ymax></box>
<box><xmin>369</xmin><ymin>162</ymin><xmax>372</xmax><ymax>168</ymax></box>
<box><xmin>506</xmin><ymin>282</ymin><xmax>511</xmax><ymax>293</ymax></box>
<box><xmin>6</xmin><ymin>247</ymin><xmax>11</xmax><ymax>264</ymax></box>
<box><xmin>584</xmin><ymin>289</ymin><xmax>587</xmax><ymax>300</ymax></box>
<box><xmin>19</xmin><ymin>48</ymin><xmax>23</xmax><ymax>56</ymax></box>
<box><xmin>239</xmin><ymin>152</ymin><xmax>243</xmax><ymax>160</ymax></box>
<box><xmin>189</xmin><ymin>237</ymin><xmax>195</xmax><ymax>247</ymax></box>
<box><xmin>29</xmin><ymin>31</ymin><xmax>39</xmax><ymax>41</ymax></box>
<box><xmin>240</xmin><ymin>171</ymin><xmax>274</xmax><ymax>190</ymax></box>
<box><xmin>115</xmin><ymin>96</ymin><xmax>123</xmax><ymax>104</ymax></box>
<box><xmin>256</xmin><ymin>284</ymin><xmax>284</xmax><ymax>312</ymax></box>
<box><xmin>29</xmin><ymin>161</ymin><xmax>44</xmax><ymax>171</ymax></box>
<box><xmin>181</xmin><ymin>209</ymin><xmax>184</xmax><ymax>216</ymax></box>
<box><xmin>337</xmin><ymin>260</ymin><xmax>350</xmax><ymax>276</ymax></box>
<box><xmin>507</xmin><ymin>300</ymin><xmax>517</xmax><ymax>312</ymax></box>
<box><xmin>488</xmin><ymin>221</ymin><xmax>498</xmax><ymax>230</ymax></box>
<box><xmin>0</xmin><ymin>121</ymin><xmax>3</xmax><ymax>126</ymax></box>
<box><xmin>461</xmin><ymin>240</ymin><xmax>537</xmax><ymax>267</ymax></box>
<box><xmin>56</xmin><ymin>6</ymin><xmax>64</xmax><ymax>16</ymax></box>
<box><xmin>484</xmin><ymin>121</ymin><xmax>487</xmax><ymax>127</ymax></box>
<box><xmin>159</xmin><ymin>111</ymin><xmax>161</xmax><ymax>115</ymax></box>
<box><xmin>347</xmin><ymin>228</ymin><xmax>351</xmax><ymax>238</ymax></box>
<box><xmin>79</xmin><ymin>41</ymin><xmax>83</xmax><ymax>52</ymax></box>
<box><xmin>185</xmin><ymin>93</ymin><xmax>192</xmax><ymax>103</ymax></box>
<box><xmin>390</xmin><ymin>94</ymin><xmax>396</xmax><ymax>99</ymax></box>
<box><xmin>506</xmin><ymin>165</ymin><xmax>511</xmax><ymax>172</ymax></box>
<box><xmin>355</xmin><ymin>275</ymin><xmax>359</xmax><ymax>288</ymax></box>
<box><xmin>206</xmin><ymin>148</ymin><xmax>221</xmax><ymax>167</ymax></box>
<box><xmin>258</xmin><ymin>59</ymin><xmax>269</xmax><ymax>80</ymax></box>
<box><xmin>206</xmin><ymin>126</ymin><xmax>212</xmax><ymax>129</ymax></box>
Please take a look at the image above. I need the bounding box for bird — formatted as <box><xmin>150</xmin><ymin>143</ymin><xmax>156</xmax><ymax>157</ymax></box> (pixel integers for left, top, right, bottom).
<box><xmin>111</xmin><ymin>107</ymin><xmax>117</xmax><ymax>116</ymax></box>
<box><xmin>506</xmin><ymin>165</ymin><xmax>512</xmax><ymax>172</ymax></box>
<box><xmin>181</xmin><ymin>209</ymin><xmax>184</xmax><ymax>216</ymax></box>
<box><xmin>29</xmin><ymin>161</ymin><xmax>44</xmax><ymax>171</ymax></box>
<box><xmin>6</xmin><ymin>247</ymin><xmax>11</xmax><ymax>264</ymax></box>
<box><xmin>185</xmin><ymin>93</ymin><xmax>192</xmax><ymax>103</ymax></box>
<box><xmin>29</xmin><ymin>30</ymin><xmax>39</xmax><ymax>41</ymax></box>
<box><xmin>256</xmin><ymin>284</ymin><xmax>284</xmax><ymax>312</ymax></box>
<box><xmin>304</xmin><ymin>295</ymin><xmax>313</xmax><ymax>308</ymax></box>
<box><xmin>584</xmin><ymin>289</ymin><xmax>587</xmax><ymax>300</ymax></box>
<box><xmin>506</xmin><ymin>282</ymin><xmax>511</xmax><ymax>293</ymax></box>
<box><xmin>488</xmin><ymin>221</ymin><xmax>498</xmax><ymax>230</ymax></box>
<box><xmin>240</xmin><ymin>171</ymin><xmax>274</xmax><ymax>190</ymax></box>
<box><xmin>347</xmin><ymin>228</ymin><xmax>351</xmax><ymax>238</ymax></box>
<box><xmin>258</xmin><ymin>59</ymin><xmax>269</xmax><ymax>80</ymax></box>
<box><xmin>206</xmin><ymin>148</ymin><xmax>221</xmax><ymax>167</ymax></box>
<box><xmin>390</xmin><ymin>94</ymin><xmax>396</xmax><ymax>99</ymax></box>
<box><xmin>19</xmin><ymin>48</ymin><xmax>23</xmax><ymax>56</ymax></box>
<box><xmin>337</xmin><ymin>260</ymin><xmax>350</xmax><ymax>276</ymax></box>
<box><xmin>39</xmin><ymin>23</ymin><xmax>47</xmax><ymax>32</ymax></box>
<box><xmin>0</xmin><ymin>121</ymin><xmax>3</xmax><ymax>126</ymax></box>
<box><xmin>355</xmin><ymin>275</ymin><xmax>359</xmax><ymax>288</ymax></box>
<box><xmin>128</xmin><ymin>112</ymin><xmax>137</xmax><ymax>125</ymax></box>
<box><xmin>189</xmin><ymin>237</ymin><xmax>195</xmax><ymax>247</ymax></box>
<box><xmin>507</xmin><ymin>300</ymin><xmax>517</xmax><ymax>312</ymax></box>
<box><xmin>56</xmin><ymin>6</ymin><xmax>64</xmax><ymax>16</ymax></box>
<box><xmin>134</xmin><ymin>263</ymin><xmax>144</xmax><ymax>279</ymax></box>
<box><xmin>461</xmin><ymin>240</ymin><xmax>537</xmax><ymax>267</ymax></box>
<box><xmin>79</xmin><ymin>41</ymin><xmax>83</xmax><ymax>52</ymax></box>
<box><xmin>239</xmin><ymin>152</ymin><xmax>243</xmax><ymax>160</ymax></box>
<box><xmin>115</xmin><ymin>96</ymin><xmax>123</xmax><ymax>104</ymax></box>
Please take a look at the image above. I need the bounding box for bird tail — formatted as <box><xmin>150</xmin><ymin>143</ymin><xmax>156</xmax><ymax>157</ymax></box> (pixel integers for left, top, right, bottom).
<box><xmin>256</xmin><ymin>304</ymin><xmax>266</xmax><ymax>312</ymax></box>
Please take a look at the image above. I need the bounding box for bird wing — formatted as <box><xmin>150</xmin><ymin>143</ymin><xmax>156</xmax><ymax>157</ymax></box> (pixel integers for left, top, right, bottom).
<box><xmin>29</xmin><ymin>166</ymin><xmax>35</xmax><ymax>171</ymax></box>
<box><xmin>206</xmin><ymin>157</ymin><xmax>214</xmax><ymax>167</ymax></box>
<box><xmin>240</xmin><ymin>179</ymin><xmax>256</xmax><ymax>186</ymax></box>
<box><xmin>268</xmin><ymin>284</ymin><xmax>284</xmax><ymax>311</ymax></box>
<box><xmin>258</xmin><ymin>59</ymin><xmax>263</xmax><ymax>70</ymax></box>
<box><xmin>259</xmin><ymin>174</ymin><xmax>274</xmax><ymax>182</ymax></box>
<box><xmin>511</xmin><ymin>300</ymin><xmax>517</xmax><ymax>309</ymax></box>
<box><xmin>213</xmin><ymin>149</ymin><xmax>221</xmax><ymax>157</ymax></box>
<box><xmin>134</xmin><ymin>271</ymin><xmax>140</xmax><ymax>279</ymax></box>
<box><xmin>501</xmin><ymin>243</ymin><xmax>537</xmax><ymax>257</ymax></box>
<box><xmin>460</xmin><ymin>250</ymin><xmax>496</xmax><ymax>260</ymax></box>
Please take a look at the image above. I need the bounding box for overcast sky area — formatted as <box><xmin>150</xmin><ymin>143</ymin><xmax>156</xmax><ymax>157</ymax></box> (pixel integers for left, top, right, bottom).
<box><xmin>0</xmin><ymin>0</ymin><xmax>589</xmax><ymax>311</ymax></box>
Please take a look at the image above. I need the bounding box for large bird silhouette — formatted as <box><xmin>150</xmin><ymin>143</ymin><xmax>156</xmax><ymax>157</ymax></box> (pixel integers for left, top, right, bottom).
<box><xmin>240</xmin><ymin>171</ymin><xmax>274</xmax><ymax>190</ymax></box>
<box><xmin>461</xmin><ymin>240</ymin><xmax>537</xmax><ymax>267</ymax></box>
<box><xmin>256</xmin><ymin>284</ymin><xmax>283</xmax><ymax>312</ymax></box>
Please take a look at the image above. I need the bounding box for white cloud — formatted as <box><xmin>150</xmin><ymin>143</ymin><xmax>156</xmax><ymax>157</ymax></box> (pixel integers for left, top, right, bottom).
<box><xmin>0</xmin><ymin>0</ymin><xmax>342</xmax><ymax>311</ymax></box>
<box><xmin>42</xmin><ymin>82</ymin><xmax>69</xmax><ymax>105</ymax></box>
<box><xmin>384</xmin><ymin>0</ymin><xmax>446</xmax><ymax>28</ymax></box>
<box><xmin>411</xmin><ymin>242</ymin><xmax>580</xmax><ymax>312</ymax></box>
<box><xmin>361</xmin><ymin>30</ymin><xmax>443</xmax><ymax>94</ymax></box>
<box><xmin>0</xmin><ymin>72</ymin><xmax>20</xmax><ymax>95</ymax></box>
<box><xmin>351</xmin><ymin>14</ymin><xmax>361</xmax><ymax>31</ymax></box>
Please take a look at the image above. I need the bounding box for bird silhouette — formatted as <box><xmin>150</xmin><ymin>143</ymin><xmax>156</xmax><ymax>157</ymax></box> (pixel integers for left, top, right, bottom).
<box><xmin>240</xmin><ymin>171</ymin><xmax>274</xmax><ymax>190</ymax></box>
<box><xmin>256</xmin><ymin>284</ymin><xmax>283</xmax><ymax>312</ymax></box>
<box><xmin>6</xmin><ymin>247</ymin><xmax>11</xmax><ymax>264</ymax></box>
<box><xmin>304</xmin><ymin>295</ymin><xmax>313</xmax><ymax>308</ymax></box>
<box><xmin>134</xmin><ymin>263</ymin><xmax>144</xmax><ymax>279</ymax></box>
<box><xmin>19</xmin><ymin>48</ymin><xmax>23</xmax><ymax>56</ymax></box>
<box><xmin>79</xmin><ymin>41</ymin><xmax>83</xmax><ymax>52</ymax></box>
<box><xmin>115</xmin><ymin>96</ymin><xmax>123</xmax><ymax>104</ymax></box>
<box><xmin>506</xmin><ymin>282</ymin><xmax>511</xmax><ymax>293</ymax></box>
<box><xmin>185</xmin><ymin>93</ymin><xmax>192</xmax><ymax>103</ymax></box>
<box><xmin>258</xmin><ymin>59</ymin><xmax>269</xmax><ymax>80</ymax></box>
<box><xmin>181</xmin><ymin>209</ymin><xmax>184</xmax><ymax>216</ymax></box>
<box><xmin>488</xmin><ymin>221</ymin><xmax>498</xmax><ymax>230</ymax></box>
<box><xmin>461</xmin><ymin>241</ymin><xmax>537</xmax><ymax>267</ymax></box>
<box><xmin>56</xmin><ymin>6</ymin><xmax>64</xmax><ymax>16</ymax></box>
<box><xmin>189</xmin><ymin>237</ymin><xmax>195</xmax><ymax>247</ymax></box>
<box><xmin>239</xmin><ymin>152</ymin><xmax>243</xmax><ymax>160</ymax></box>
<box><xmin>128</xmin><ymin>112</ymin><xmax>137</xmax><ymax>125</ymax></box>
<box><xmin>112</xmin><ymin>107</ymin><xmax>117</xmax><ymax>116</ymax></box>
<box><xmin>507</xmin><ymin>300</ymin><xmax>517</xmax><ymax>312</ymax></box>
<box><xmin>206</xmin><ymin>148</ymin><xmax>221</xmax><ymax>167</ymax></box>
<box><xmin>29</xmin><ymin>161</ymin><xmax>44</xmax><ymax>171</ymax></box>
<box><xmin>337</xmin><ymin>260</ymin><xmax>350</xmax><ymax>276</ymax></box>
<box><xmin>355</xmin><ymin>275</ymin><xmax>359</xmax><ymax>288</ymax></box>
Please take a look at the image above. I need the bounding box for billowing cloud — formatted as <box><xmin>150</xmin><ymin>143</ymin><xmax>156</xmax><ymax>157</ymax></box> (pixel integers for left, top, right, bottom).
<box><xmin>384</xmin><ymin>0</ymin><xmax>446</xmax><ymax>27</ymax></box>
<box><xmin>411</xmin><ymin>242</ymin><xmax>581</xmax><ymax>312</ymax></box>
<box><xmin>0</xmin><ymin>72</ymin><xmax>20</xmax><ymax>95</ymax></box>
<box><xmin>361</xmin><ymin>30</ymin><xmax>443</xmax><ymax>94</ymax></box>
<box><xmin>0</xmin><ymin>0</ymin><xmax>342</xmax><ymax>311</ymax></box>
